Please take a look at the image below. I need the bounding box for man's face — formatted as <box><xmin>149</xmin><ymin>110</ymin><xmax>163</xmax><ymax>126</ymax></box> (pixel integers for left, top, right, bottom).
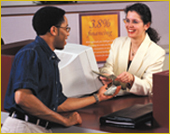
<box><xmin>54</xmin><ymin>16</ymin><xmax>70</xmax><ymax>50</ymax></box>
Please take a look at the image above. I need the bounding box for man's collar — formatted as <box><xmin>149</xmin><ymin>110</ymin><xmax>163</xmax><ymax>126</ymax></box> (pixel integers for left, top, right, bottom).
<box><xmin>35</xmin><ymin>36</ymin><xmax>60</xmax><ymax>61</ymax></box>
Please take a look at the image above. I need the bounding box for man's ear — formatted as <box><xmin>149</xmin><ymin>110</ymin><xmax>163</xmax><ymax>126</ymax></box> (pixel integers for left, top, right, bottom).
<box><xmin>49</xmin><ymin>26</ymin><xmax>58</xmax><ymax>36</ymax></box>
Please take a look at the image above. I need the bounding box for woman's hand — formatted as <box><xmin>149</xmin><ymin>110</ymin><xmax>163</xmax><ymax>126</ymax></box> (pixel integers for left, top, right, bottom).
<box><xmin>99</xmin><ymin>73</ymin><xmax>113</xmax><ymax>85</ymax></box>
<box><xmin>115</xmin><ymin>72</ymin><xmax>134</xmax><ymax>84</ymax></box>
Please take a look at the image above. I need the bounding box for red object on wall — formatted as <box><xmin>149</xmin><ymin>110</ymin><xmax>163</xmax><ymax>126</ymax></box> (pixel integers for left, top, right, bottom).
<box><xmin>1</xmin><ymin>55</ymin><xmax>14</xmax><ymax>111</ymax></box>
<box><xmin>1</xmin><ymin>40</ymin><xmax>34</xmax><ymax>112</ymax></box>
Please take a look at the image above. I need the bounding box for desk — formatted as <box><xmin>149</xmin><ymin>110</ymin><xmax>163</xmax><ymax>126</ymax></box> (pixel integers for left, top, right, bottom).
<box><xmin>52</xmin><ymin>94</ymin><xmax>169</xmax><ymax>133</ymax></box>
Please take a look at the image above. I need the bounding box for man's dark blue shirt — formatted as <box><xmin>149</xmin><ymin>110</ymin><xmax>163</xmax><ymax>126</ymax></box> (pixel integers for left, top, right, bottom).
<box><xmin>4</xmin><ymin>36</ymin><xmax>67</xmax><ymax>114</ymax></box>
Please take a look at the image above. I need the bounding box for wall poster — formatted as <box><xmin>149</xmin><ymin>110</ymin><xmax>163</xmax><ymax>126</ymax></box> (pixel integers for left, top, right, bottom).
<box><xmin>80</xmin><ymin>12</ymin><xmax>120</xmax><ymax>63</ymax></box>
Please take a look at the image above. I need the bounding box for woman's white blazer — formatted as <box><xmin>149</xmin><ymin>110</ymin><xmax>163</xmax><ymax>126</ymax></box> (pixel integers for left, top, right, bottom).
<box><xmin>100</xmin><ymin>33</ymin><xmax>165</xmax><ymax>96</ymax></box>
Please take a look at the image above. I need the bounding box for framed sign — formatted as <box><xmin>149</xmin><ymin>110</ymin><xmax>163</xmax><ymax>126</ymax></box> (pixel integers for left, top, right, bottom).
<box><xmin>80</xmin><ymin>12</ymin><xmax>120</xmax><ymax>63</ymax></box>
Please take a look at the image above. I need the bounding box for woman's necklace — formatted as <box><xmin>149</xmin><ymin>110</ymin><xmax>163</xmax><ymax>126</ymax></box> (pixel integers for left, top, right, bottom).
<box><xmin>131</xmin><ymin>49</ymin><xmax>135</xmax><ymax>56</ymax></box>
<box><xmin>130</xmin><ymin>45</ymin><xmax>136</xmax><ymax>57</ymax></box>
<box><xmin>130</xmin><ymin>41</ymin><xmax>141</xmax><ymax>57</ymax></box>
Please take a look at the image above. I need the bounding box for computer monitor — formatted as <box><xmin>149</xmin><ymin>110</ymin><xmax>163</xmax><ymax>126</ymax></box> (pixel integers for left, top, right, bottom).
<box><xmin>54</xmin><ymin>43</ymin><xmax>102</xmax><ymax>97</ymax></box>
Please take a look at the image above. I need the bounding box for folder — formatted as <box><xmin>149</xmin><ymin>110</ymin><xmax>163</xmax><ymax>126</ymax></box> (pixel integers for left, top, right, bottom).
<box><xmin>100</xmin><ymin>103</ymin><xmax>153</xmax><ymax>128</ymax></box>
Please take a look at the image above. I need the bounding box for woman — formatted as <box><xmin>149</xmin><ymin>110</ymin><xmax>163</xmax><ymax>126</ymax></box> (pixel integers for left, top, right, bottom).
<box><xmin>99</xmin><ymin>3</ymin><xmax>165</xmax><ymax>96</ymax></box>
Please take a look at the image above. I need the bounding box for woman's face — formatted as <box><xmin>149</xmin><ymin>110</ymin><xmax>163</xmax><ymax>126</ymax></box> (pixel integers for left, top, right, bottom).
<box><xmin>124</xmin><ymin>11</ymin><xmax>150</xmax><ymax>40</ymax></box>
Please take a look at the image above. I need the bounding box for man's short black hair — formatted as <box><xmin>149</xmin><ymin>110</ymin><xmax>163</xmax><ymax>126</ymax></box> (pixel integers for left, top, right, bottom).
<box><xmin>32</xmin><ymin>6</ymin><xmax>65</xmax><ymax>35</ymax></box>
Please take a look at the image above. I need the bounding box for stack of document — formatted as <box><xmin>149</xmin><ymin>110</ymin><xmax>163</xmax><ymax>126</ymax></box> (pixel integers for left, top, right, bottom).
<box><xmin>100</xmin><ymin>103</ymin><xmax>153</xmax><ymax>128</ymax></box>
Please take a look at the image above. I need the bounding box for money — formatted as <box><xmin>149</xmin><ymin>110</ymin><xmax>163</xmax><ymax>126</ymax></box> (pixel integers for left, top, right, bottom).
<box><xmin>104</xmin><ymin>85</ymin><xmax>117</xmax><ymax>96</ymax></box>
<box><xmin>92</xmin><ymin>70</ymin><xmax>117</xmax><ymax>80</ymax></box>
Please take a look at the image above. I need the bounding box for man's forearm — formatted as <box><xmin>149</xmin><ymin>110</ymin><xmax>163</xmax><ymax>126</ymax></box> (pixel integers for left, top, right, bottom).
<box><xmin>57</xmin><ymin>96</ymin><xmax>97</xmax><ymax>112</ymax></box>
<box><xmin>14</xmin><ymin>89</ymin><xmax>80</xmax><ymax>126</ymax></box>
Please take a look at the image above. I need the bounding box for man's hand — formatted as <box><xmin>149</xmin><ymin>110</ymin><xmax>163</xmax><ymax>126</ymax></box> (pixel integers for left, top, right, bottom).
<box><xmin>63</xmin><ymin>112</ymin><xmax>82</xmax><ymax>127</ymax></box>
<box><xmin>97</xmin><ymin>85</ymin><xmax>121</xmax><ymax>102</ymax></box>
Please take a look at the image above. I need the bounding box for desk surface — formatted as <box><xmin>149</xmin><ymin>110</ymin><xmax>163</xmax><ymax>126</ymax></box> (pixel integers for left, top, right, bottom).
<box><xmin>52</xmin><ymin>94</ymin><xmax>169</xmax><ymax>133</ymax></box>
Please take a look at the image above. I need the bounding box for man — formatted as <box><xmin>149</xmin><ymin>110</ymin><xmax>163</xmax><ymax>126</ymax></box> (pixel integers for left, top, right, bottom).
<box><xmin>1</xmin><ymin>6</ymin><xmax>120</xmax><ymax>133</ymax></box>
